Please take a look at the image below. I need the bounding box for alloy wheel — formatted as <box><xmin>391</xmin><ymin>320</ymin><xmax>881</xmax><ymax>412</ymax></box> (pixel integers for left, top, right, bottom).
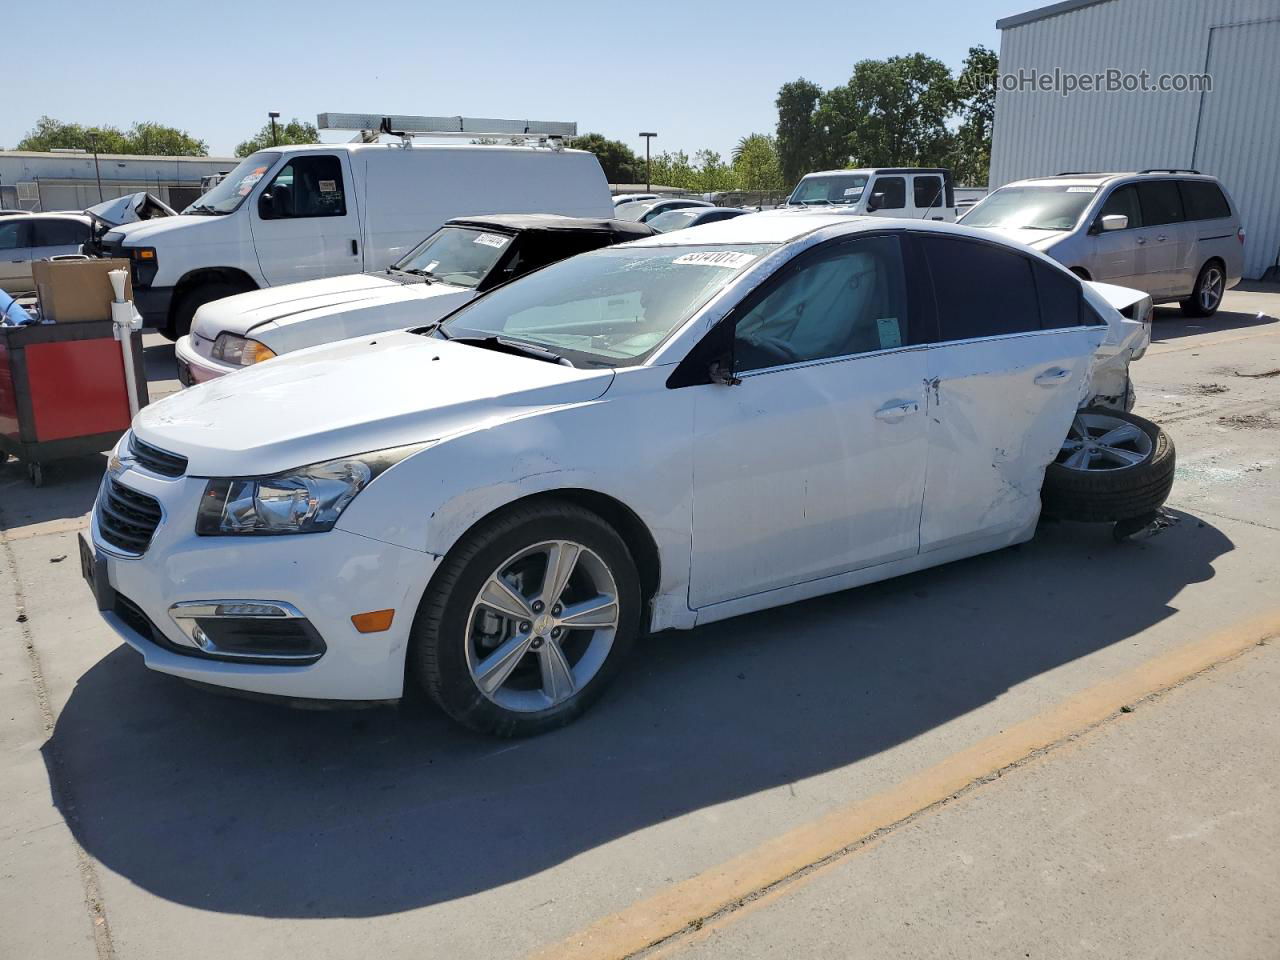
<box><xmin>1058</xmin><ymin>412</ymin><xmax>1154</xmax><ymax>472</ymax></box>
<box><xmin>465</xmin><ymin>540</ymin><xmax>620</xmax><ymax>712</ymax></box>
<box><xmin>1200</xmin><ymin>266</ymin><xmax>1224</xmax><ymax>312</ymax></box>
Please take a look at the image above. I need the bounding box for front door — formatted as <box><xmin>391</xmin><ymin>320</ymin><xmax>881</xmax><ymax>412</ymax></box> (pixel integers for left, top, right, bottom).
<box><xmin>688</xmin><ymin>234</ymin><xmax>929</xmax><ymax>609</ymax></box>
<box><xmin>30</xmin><ymin>217</ymin><xmax>92</xmax><ymax>264</ymax></box>
<box><xmin>1088</xmin><ymin>184</ymin><xmax>1144</xmax><ymax>289</ymax></box>
<box><xmin>250</xmin><ymin>152</ymin><xmax>362</xmax><ymax>286</ymax></box>
<box><xmin>915</xmin><ymin>234</ymin><xmax>1105</xmax><ymax>552</ymax></box>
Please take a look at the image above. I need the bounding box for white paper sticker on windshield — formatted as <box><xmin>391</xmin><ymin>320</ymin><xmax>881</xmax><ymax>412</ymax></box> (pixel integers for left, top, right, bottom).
<box><xmin>474</xmin><ymin>233</ymin><xmax>510</xmax><ymax>248</ymax></box>
<box><xmin>672</xmin><ymin>251</ymin><xmax>757</xmax><ymax>269</ymax></box>
<box><xmin>843</xmin><ymin>187</ymin><xmax>861</xmax><ymax>197</ymax></box>
<box><xmin>1066</xmin><ymin>186</ymin><xmax>1098</xmax><ymax>193</ymax></box>
<box><xmin>318</xmin><ymin>179</ymin><xmax>337</xmax><ymax>193</ymax></box>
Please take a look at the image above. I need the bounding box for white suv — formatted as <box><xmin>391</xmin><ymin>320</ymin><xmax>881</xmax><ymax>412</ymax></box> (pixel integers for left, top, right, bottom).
<box><xmin>961</xmin><ymin>170</ymin><xmax>1244</xmax><ymax>317</ymax></box>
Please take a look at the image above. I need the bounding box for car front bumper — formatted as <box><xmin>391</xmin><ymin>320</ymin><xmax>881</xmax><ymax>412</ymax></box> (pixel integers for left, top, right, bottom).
<box><xmin>87</xmin><ymin>466</ymin><xmax>440</xmax><ymax>701</ymax></box>
<box><xmin>132</xmin><ymin>285</ymin><xmax>174</xmax><ymax>327</ymax></box>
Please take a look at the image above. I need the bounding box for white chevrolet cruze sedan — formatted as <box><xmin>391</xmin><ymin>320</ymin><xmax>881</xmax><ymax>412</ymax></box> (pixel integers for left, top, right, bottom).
<box><xmin>82</xmin><ymin>214</ymin><xmax>1147</xmax><ymax>736</ymax></box>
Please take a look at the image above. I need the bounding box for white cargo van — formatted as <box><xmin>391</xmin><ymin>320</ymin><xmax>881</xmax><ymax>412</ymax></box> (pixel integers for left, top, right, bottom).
<box><xmin>781</xmin><ymin>168</ymin><xmax>958</xmax><ymax>221</ymax></box>
<box><xmin>92</xmin><ymin>143</ymin><xmax>612</xmax><ymax>337</ymax></box>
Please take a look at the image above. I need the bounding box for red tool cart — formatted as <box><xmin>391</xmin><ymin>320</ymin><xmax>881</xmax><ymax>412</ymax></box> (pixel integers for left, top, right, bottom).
<box><xmin>0</xmin><ymin>321</ymin><xmax>147</xmax><ymax>486</ymax></box>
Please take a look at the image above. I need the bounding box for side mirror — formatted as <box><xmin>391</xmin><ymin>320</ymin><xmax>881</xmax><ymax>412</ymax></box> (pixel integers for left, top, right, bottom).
<box><xmin>257</xmin><ymin>192</ymin><xmax>275</xmax><ymax>220</ymax></box>
<box><xmin>708</xmin><ymin>356</ymin><xmax>741</xmax><ymax>386</ymax></box>
<box><xmin>1100</xmin><ymin>214</ymin><xmax>1128</xmax><ymax>232</ymax></box>
<box><xmin>866</xmin><ymin>192</ymin><xmax>886</xmax><ymax>212</ymax></box>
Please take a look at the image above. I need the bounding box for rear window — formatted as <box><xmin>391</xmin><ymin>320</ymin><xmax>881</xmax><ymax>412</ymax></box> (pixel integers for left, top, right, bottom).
<box><xmin>1178</xmin><ymin>180</ymin><xmax>1231</xmax><ymax>221</ymax></box>
<box><xmin>1137</xmin><ymin>181</ymin><xmax>1184</xmax><ymax>226</ymax></box>
<box><xmin>921</xmin><ymin>236</ymin><xmax>1040</xmax><ymax>340</ymax></box>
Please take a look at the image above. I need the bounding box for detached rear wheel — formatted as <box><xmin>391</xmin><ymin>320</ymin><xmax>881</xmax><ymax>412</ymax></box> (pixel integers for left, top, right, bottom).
<box><xmin>1041</xmin><ymin>408</ymin><xmax>1175</xmax><ymax>522</ymax></box>
<box><xmin>411</xmin><ymin>501</ymin><xmax>640</xmax><ymax>737</ymax></box>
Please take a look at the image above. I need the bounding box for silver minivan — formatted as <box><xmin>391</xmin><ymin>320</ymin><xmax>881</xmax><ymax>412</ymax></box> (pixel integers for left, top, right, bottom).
<box><xmin>960</xmin><ymin>170</ymin><xmax>1244</xmax><ymax>316</ymax></box>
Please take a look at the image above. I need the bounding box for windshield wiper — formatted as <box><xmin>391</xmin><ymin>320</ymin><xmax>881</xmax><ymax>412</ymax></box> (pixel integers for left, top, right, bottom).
<box><xmin>389</xmin><ymin>265</ymin><xmax>432</xmax><ymax>284</ymax></box>
<box><xmin>452</xmin><ymin>335</ymin><xmax>574</xmax><ymax>367</ymax></box>
<box><xmin>186</xmin><ymin>203</ymin><xmax>226</xmax><ymax>216</ymax></box>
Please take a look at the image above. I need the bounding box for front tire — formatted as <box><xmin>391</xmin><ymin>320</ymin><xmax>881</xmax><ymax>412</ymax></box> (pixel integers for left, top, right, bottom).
<box><xmin>410</xmin><ymin>500</ymin><xmax>641</xmax><ymax>737</ymax></box>
<box><xmin>1179</xmin><ymin>261</ymin><xmax>1225</xmax><ymax>317</ymax></box>
<box><xmin>163</xmin><ymin>280</ymin><xmax>250</xmax><ymax>341</ymax></box>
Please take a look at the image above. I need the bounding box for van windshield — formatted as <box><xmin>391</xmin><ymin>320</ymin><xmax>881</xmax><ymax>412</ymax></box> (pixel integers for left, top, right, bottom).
<box><xmin>959</xmin><ymin>185</ymin><xmax>1098</xmax><ymax>231</ymax></box>
<box><xmin>438</xmin><ymin>243</ymin><xmax>777</xmax><ymax>367</ymax></box>
<box><xmin>185</xmin><ymin>152</ymin><xmax>279</xmax><ymax>215</ymax></box>
<box><xmin>787</xmin><ymin>174</ymin><xmax>868</xmax><ymax>206</ymax></box>
<box><xmin>394</xmin><ymin>227</ymin><xmax>512</xmax><ymax>288</ymax></box>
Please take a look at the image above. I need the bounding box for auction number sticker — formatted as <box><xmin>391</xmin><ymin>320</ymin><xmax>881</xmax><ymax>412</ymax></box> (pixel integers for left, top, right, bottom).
<box><xmin>474</xmin><ymin>233</ymin><xmax>510</xmax><ymax>248</ymax></box>
<box><xmin>672</xmin><ymin>251</ymin><xmax>757</xmax><ymax>268</ymax></box>
<box><xmin>1066</xmin><ymin>186</ymin><xmax>1098</xmax><ymax>193</ymax></box>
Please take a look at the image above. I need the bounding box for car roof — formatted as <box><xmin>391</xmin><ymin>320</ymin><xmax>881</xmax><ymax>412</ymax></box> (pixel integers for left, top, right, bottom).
<box><xmin>800</xmin><ymin>167</ymin><xmax>949</xmax><ymax>178</ymax></box>
<box><xmin>1010</xmin><ymin>171</ymin><xmax>1224</xmax><ymax>188</ymax></box>
<box><xmin>445</xmin><ymin>214</ymin><xmax>655</xmax><ymax>241</ymax></box>
<box><xmin>1</xmin><ymin>212</ymin><xmax>91</xmax><ymax>222</ymax></box>
<box><xmin>625</xmin><ymin>211</ymin><xmax>1028</xmax><ymax>247</ymax></box>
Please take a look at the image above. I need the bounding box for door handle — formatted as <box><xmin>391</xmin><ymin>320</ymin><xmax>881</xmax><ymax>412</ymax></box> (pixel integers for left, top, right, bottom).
<box><xmin>350</xmin><ymin>239</ymin><xmax>359</xmax><ymax>256</ymax></box>
<box><xmin>1156</xmin><ymin>235</ymin><xmax>1168</xmax><ymax>242</ymax></box>
<box><xmin>1034</xmin><ymin>367</ymin><xmax>1071</xmax><ymax>386</ymax></box>
<box><xmin>874</xmin><ymin>400</ymin><xmax>921</xmax><ymax>421</ymax></box>
<box><xmin>1135</xmin><ymin>237</ymin><xmax>1147</xmax><ymax>245</ymax></box>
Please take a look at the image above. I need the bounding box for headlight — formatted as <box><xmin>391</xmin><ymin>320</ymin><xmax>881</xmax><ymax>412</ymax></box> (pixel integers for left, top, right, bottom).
<box><xmin>212</xmin><ymin>332</ymin><xmax>276</xmax><ymax>366</ymax></box>
<box><xmin>195</xmin><ymin>444</ymin><xmax>427</xmax><ymax>536</ymax></box>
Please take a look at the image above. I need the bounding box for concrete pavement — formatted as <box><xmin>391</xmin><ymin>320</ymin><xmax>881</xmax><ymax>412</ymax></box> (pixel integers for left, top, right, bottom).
<box><xmin>1</xmin><ymin>290</ymin><xmax>1278</xmax><ymax>960</ymax></box>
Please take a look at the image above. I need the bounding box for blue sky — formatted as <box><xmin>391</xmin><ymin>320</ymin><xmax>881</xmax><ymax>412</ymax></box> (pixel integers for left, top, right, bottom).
<box><xmin>8</xmin><ymin>0</ymin><xmax>1019</xmax><ymax>159</ymax></box>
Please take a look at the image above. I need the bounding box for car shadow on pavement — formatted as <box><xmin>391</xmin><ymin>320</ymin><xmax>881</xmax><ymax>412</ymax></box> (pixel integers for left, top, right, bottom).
<box><xmin>44</xmin><ymin>510</ymin><xmax>1232</xmax><ymax>919</ymax></box>
<box><xmin>1151</xmin><ymin>306</ymin><xmax>1277</xmax><ymax>340</ymax></box>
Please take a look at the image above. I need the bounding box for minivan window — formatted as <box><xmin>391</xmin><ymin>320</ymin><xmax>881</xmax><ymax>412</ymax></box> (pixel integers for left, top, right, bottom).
<box><xmin>913</xmin><ymin>176</ymin><xmax>944</xmax><ymax>210</ymax></box>
<box><xmin>1178</xmin><ymin>180</ymin><xmax>1232</xmax><ymax>221</ymax></box>
<box><xmin>0</xmin><ymin>219</ymin><xmax>31</xmax><ymax>250</ymax></box>
<box><xmin>260</xmin><ymin>155</ymin><xmax>347</xmax><ymax>219</ymax></box>
<box><xmin>33</xmin><ymin>218</ymin><xmax>90</xmax><ymax>247</ymax></box>
<box><xmin>1136</xmin><ymin>181</ymin><xmax>1184</xmax><ymax>226</ymax></box>
<box><xmin>960</xmin><ymin>185</ymin><xmax>1097</xmax><ymax>231</ymax></box>
<box><xmin>787</xmin><ymin>174</ymin><xmax>869</xmax><ymax>206</ymax></box>
<box><xmin>395</xmin><ymin>226</ymin><xmax>510</xmax><ymax>288</ymax></box>
<box><xmin>921</xmin><ymin>235</ymin><xmax>1040</xmax><ymax>339</ymax></box>
<box><xmin>1098</xmin><ymin>185</ymin><xmax>1143</xmax><ymax>229</ymax></box>
<box><xmin>186</xmin><ymin>151</ymin><xmax>279</xmax><ymax>215</ymax></box>
<box><xmin>871</xmin><ymin>177</ymin><xmax>905</xmax><ymax>210</ymax></box>
<box><xmin>439</xmin><ymin>243</ymin><xmax>777</xmax><ymax>367</ymax></box>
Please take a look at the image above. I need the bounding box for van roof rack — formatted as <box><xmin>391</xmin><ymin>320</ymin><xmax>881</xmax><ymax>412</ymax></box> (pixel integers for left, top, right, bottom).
<box><xmin>1055</xmin><ymin>171</ymin><xmax>1104</xmax><ymax>176</ymax></box>
<box><xmin>1138</xmin><ymin>168</ymin><xmax>1201</xmax><ymax>175</ymax></box>
<box><xmin>317</xmin><ymin>113</ymin><xmax>577</xmax><ymax>149</ymax></box>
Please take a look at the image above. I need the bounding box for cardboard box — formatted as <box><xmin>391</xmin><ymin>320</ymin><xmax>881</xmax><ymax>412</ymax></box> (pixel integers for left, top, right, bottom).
<box><xmin>32</xmin><ymin>258</ymin><xmax>133</xmax><ymax>324</ymax></box>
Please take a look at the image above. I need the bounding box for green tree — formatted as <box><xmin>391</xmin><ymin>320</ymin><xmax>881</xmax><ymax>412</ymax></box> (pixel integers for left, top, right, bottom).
<box><xmin>694</xmin><ymin>149</ymin><xmax>736</xmax><ymax>193</ymax></box>
<box><xmin>732</xmin><ymin>134</ymin><xmax>783</xmax><ymax>192</ymax></box>
<box><xmin>567</xmin><ymin>133</ymin><xmax>643</xmax><ymax>183</ymax></box>
<box><xmin>830</xmin><ymin>54</ymin><xmax>957</xmax><ymax>168</ymax></box>
<box><xmin>235</xmin><ymin>118</ymin><xmax>319</xmax><ymax>157</ymax></box>
<box><xmin>775</xmin><ymin>78</ymin><xmax>824</xmax><ymax>186</ymax></box>
<box><xmin>16</xmin><ymin>116</ymin><xmax>206</xmax><ymax>156</ymax></box>
<box><xmin>647</xmin><ymin>150</ymin><xmax>699</xmax><ymax>191</ymax></box>
<box><xmin>951</xmin><ymin>45</ymin><xmax>998</xmax><ymax>185</ymax></box>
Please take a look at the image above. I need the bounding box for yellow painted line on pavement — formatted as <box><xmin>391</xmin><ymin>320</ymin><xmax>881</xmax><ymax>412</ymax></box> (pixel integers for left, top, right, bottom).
<box><xmin>534</xmin><ymin>611</ymin><xmax>1280</xmax><ymax>960</ymax></box>
<box><xmin>0</xmin><ymin>515</ymin><xmax>90</xmax><ymax>543</ymax></box>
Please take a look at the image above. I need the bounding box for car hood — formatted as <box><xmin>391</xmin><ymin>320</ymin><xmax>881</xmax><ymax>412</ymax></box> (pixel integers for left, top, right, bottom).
<box><xmin>107</xmin><ymin>214</ymin><xmax>220</xmax><ymax>243</ymax></box>
<box><xmin>192</xmin><ymin>272</ymin><xmax>472</xmax><ymax>350</ymax></box>
<box><xmin>85</xmin><ymin>191</ymin><xmax>176</xmax><ymax>228</ymax></box>
<box><xmin>133</xmin><ymin>332</ymin><xmax>615</xmax><ymax>476</ymax></box>
<box><xmin>968</xmin><ymin>226</ymin><xmax>1067</xmax><ymax>249</ymax></box>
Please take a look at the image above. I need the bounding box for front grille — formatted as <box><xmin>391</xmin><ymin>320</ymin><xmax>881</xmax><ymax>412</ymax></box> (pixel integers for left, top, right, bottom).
<box><xmin>97</xmin><ymin>480</ymin><xmax>163</xmax><ymax>555</ymax></box>
<box><xmin>130</xmin><ymin>434</ymin><xmax>187</xmax><ymax>477</ymax></box>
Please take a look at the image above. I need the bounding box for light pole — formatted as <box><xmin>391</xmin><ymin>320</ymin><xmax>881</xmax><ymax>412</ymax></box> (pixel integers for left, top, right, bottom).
<box><xmin>89</xmin><ymin>133</ymin><xmax>104</xmax><ymax>202</ymax></box>
<box><xmin>639</xmin><ymin>131</ymin><xmax>657</xmax><ymax>193</ymax></box>
<box><xmin>268</xmin><ymin>111</ymin><xmax>281</xmax><ymax>146</ymax></box>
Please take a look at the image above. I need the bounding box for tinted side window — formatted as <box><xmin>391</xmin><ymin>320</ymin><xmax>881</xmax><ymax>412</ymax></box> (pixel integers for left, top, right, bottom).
<box><xmin>913</xmin><ymin>176</ymin><xmax>943</xmax><ymax>209</ymax></box>
<box><xmin>1137</xmin><ymin>181</ymin><xmax>1184</xmax><ymax>226</ymax></box>
<box><xmin>262</xmin><ymin>155</ymin><xmax>347</xmax><ymax>219</ymax></box>
<box><xmin>872</xmin><ymin>177</ymin><xmax>905</xmax><ymax>210</ymax></box>
<box><xmin>921</xmin><ymin>236</ymin><xmax>1039</xmax><ymax>339</ymax></box>
<box><xmin>1033</xmin><ymin>261</ymin><xmax>1083</xmax><ymax>329</ymax></box>
<box><xmin>33</xmin><ymin>219</ymin><xmax>90</xmax><ymax>247</ymax></box>
<box><xmin>1099</xmin><ymin>185</ymin><xmax>1142</xmax><ymax>229</ymax></box>
<box><xmin>1178</xmin><ymin>180</ymin><xmax>1231</xmax><ymax>221</ymax></box>
<box><xmin>734</xmin><ymin>235</ymin><xmax>909</xmax><ymax>372</ymax></box>
<box><xmin>0</xmin><ymin>220</ymin><xmax>32</xmax><ymax>251</ymax></box>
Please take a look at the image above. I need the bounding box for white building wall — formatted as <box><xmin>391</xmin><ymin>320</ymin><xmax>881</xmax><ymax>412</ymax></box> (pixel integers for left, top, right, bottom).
<box><xmin>991</xmin><ymin>0</ymin><xmax>1280</xmax><ymax>277</ymax></box>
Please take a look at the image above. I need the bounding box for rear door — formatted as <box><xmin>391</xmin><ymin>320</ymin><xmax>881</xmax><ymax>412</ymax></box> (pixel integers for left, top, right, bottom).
<box><xmin>250</xmin><ymin>152</ymin><xmax>363</xmax><ymax>286</ymax></box>
<box><xmin>916</xmin><ymin>235</ymin><xmax>1105</xmax><ymax>552</ymax></box>
<box><xmin>0</xmin><ymin>218</ymin><xmax>34</xmax><ymax>293</ymax></box>
<box><xmin>30</xmin><ymin>217</ymin><xmax>92</xmax><ymax>262</ymax></box>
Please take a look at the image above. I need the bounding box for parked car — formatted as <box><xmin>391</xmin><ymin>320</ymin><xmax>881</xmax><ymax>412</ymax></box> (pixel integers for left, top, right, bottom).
<box><xmin>0</xmin><ymin>213</ymin><xmax>93</xmax><ymax>295</ymax></box>
<box><xmin>615</xmin><ymin>198</ymin><xmax>713</xmax><ymax>223</ymax></box>
<box><xmin>782</xmin><ymin>168</ymin><xmax>958</xmax><ymax>221</ymax></box>
<box><xmin>959</xmin><ymin>170</ymin><xmax>1244</xmax><ymax>316</ymax></box>
<box><xmin>612</xmin><ymin>194</ymin><xmax>659</xmax><ymax>207</ymax></box>
<box><xmin>83</xmin><ymin>214</ymin><xmax>1160</xmax><ymax>737</ymax></box>
<box><xmin>647</xmin><ymin>206</ymin><xmax>753</xmax><ymax>233</ymax></box>
<box><xmin>173</xmin><ymin>215</ymin><xmax>655</xmax><ymax>384</ymax></box>
<box><xmin>87</xmin><ymin>143</ymin><xmax>613</xmax><ymax>339</ymax></box>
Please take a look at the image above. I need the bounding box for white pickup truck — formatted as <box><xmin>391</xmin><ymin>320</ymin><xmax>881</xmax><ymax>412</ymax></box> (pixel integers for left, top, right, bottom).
<box><xmin>781</xmin><ymin>167</ymin><xmax>958</xmax><ymax>221</ymax></box>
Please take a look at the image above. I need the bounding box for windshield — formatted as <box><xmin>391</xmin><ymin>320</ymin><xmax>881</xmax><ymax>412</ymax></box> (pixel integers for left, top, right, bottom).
<box><xmin>184</xmin><ymin>152</ymin><xmax>279</xmax><ymax>215</ymax></box>
<box><xmin>615</xmin><ymin>201</ymin><xmax>657</xmax><ymax>222</ymax></box>
<box><xmin>648</xmin><ymin>209</ymin><xmax>703</xmax><ymax>233</ymax></box>
<box><xmin>787</xmin><ymin>174</ymin><xmax>869</xmax><ymax>206</ymax></box>
<box><xmin>959</xmin><ymin>185</ymin><xmax>1098</xmax><ymax>231</ymax></box>
<box><xmin>394</xmin><ymin>226</ymin><xmax>512</xmax><ymax>288</ymax></box>
<box><xmin>439</xmin><ymin>243</ymin><xmax>777</xmax><ymax>367</ymax></box>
